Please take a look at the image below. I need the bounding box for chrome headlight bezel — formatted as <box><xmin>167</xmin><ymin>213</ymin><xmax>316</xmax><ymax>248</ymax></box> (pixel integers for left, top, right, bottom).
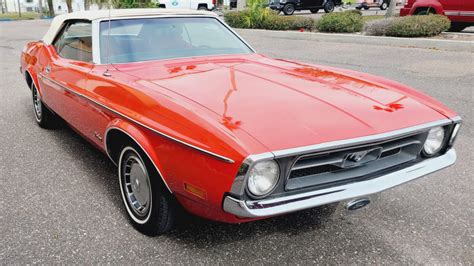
<box><xmin>449</xmin><ymin>123</ymin><xmax>461</xmax><ymax>146</ymax></box>
<box><xmin>422</xmin><ymin>126</ymin><xmax>446</xmax><ymax>157</ymax></box>
<box><xmin>246</xmin><ymin>160</ymin><xmax>280</xmax><ymax>199</ymax></box>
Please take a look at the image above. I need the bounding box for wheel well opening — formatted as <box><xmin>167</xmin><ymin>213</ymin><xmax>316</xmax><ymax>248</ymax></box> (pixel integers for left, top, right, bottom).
<box><xmin>414</xmin><ymin>7</ymin><xmax>437</xmax><ymax>15</ymax></box>
<box><xmin>197</xmin><ymin>3</ymin><xmax>208</xmax><ymax>8</ymax></box>
<box><xmin>25</xmin><ymin>71</ymin><xmax>33</xmax><ymax>90</ymax></box>
<box><xmin>106</xmin><ymin>129</ymin><xmax>136</xmax><ymax>165</ymax></box>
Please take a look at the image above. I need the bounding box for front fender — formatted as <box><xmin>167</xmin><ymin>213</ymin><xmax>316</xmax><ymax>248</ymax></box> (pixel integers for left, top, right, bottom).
<box><xmin>104</xmin><ymin>118</ymin><xmax>244</xmax><ymax>220</ymax></box>
<box><xmin>21</xmin><ymin>42</ymin><xmax>44</xmax><ymax>93</ymax></box>
<box><xmin>105</xmin><ymin>119</ymin><xmax>174</xmax><ymax>193</ymax></box>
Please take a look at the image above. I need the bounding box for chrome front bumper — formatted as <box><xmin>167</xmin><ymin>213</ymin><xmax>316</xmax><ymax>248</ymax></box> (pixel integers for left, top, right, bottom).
<box><xmin>223</xmin><ymin>148</ymin><xmax>456</xmax><ymax>218</ymax></box>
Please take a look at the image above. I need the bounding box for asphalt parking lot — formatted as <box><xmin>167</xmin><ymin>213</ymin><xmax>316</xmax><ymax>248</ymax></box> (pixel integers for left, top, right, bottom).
<box><xmin>1</xmin><ymin>20</ymin><xmax>473</xmax><ymax>264</ymax></box>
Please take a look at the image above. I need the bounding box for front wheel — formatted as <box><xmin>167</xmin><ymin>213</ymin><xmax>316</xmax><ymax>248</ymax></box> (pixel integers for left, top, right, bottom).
<box><xmin>283</xmin><ymin>3</ymin><xmax>295</xmax><ymax>15</ymax></box>
<box><xmin>197</xmin><ymin>5</ymin><xmax>208</xmax><ymax>10</ymax></box>
<box><xmin>310</xmin><ymin>8</ymin><xmax>319</xmax><ymax>13</ymax></box>
<box><xmin>31</xmin><ymin>82</ymin><xmax>60</xmax><ymax>129</ymax></box>
<box><xmin>380</xmin><ymin>2</ymin><xmax>388</xmax><ymax>10</ymax></box>
<box><xmin>323</xmin><ymin>1</ymin><xmax>335</xmax><ymax>13</ymax></box>
<box><xmin>119</xmin><ymin>145</ymin><xmax>176</xmax><ymax>236</ymax></box>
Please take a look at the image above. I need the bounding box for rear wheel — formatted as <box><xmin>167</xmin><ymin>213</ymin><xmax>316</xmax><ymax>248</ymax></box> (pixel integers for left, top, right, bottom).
<box><xmin>283</xmin><ymin>3</ymin><xmax>296</xmax><ymax>15</ymax></box>
<box><xmin>197</xmin><ymin>5</ymin><xmax>208</xmax><ymax>10</ymax></box>
<box><xmin>31</xmin><ymin>82</ymin><xmax>60</xmax><ymax>129</ymax></box>
<box><xmin>310</xmin><ymin>8</ymin><xmax>319</xmax><ymax>13</ymax></box>
<box><xmin>119</xmin><ymin>145</ymin><xmax>176</xmax><ymax>236</ymax></box>
<box><xmin>324</xmin><ymin>1</ymin><xmax>335</xmax><ymax>13</ymax></box>
<box><xmin>448</xmin><ymin>22</ymin><xmax>467</xmax><ymax>32</ymax></box>
<box><xmin>380</xmin><ymin>2</ymin><xmax>388</xmax><ymax>10</ymax></box>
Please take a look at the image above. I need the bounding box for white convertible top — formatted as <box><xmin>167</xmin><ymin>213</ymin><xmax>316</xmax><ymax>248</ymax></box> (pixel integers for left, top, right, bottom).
<box><xmin>42</xmin><ymin>8</ymin><xmax>217</xmax><ymax>44</ymax></box>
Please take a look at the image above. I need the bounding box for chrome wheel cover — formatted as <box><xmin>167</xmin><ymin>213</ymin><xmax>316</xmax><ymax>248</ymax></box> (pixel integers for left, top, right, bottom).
<box><xmin>120</xmin><ymin>148</ymin><xmax>152</xmax><ymax>222</ymax></box>
<box><xmin>32</xmin><ymin>84</ymin><xmax>42</xmax><ymax>121</ymax></box>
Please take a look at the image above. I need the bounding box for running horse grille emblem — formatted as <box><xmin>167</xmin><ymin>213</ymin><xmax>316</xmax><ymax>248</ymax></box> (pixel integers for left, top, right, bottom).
<box><xmin>342</xmin><ymin>147</ymin><xmax>383</xmax><ymax>168</ymax></box>
<box><xmin>346</xmin><ymin>151</ymin><xmax>369</xmax><ymax>162</ymax></box>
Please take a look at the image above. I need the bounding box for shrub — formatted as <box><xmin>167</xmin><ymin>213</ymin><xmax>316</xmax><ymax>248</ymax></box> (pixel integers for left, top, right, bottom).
<box><xmin>363</xmin><ymin>15</ymin><xmax>450</xmax><ymax>37</ymax></box>
<box><xmin>316</xmin><ymin>10</ymin><xmax>364</xmax><ymax>33</ymax></box>
<box><xmin>224</xmin><ymin>10</ymin><xmax>252</xmax><ymax>28</ymax></box>
<box><xmin>224</xmin><ymin>10</ymin><xmax>315</xmax><ymax>31</ymax></box>
<box><xmin>385</xmin><ymin>15</ymin><xmax>450</xmax><ymax>37</ymax></box>
<box><xmin>262</xmin><ymin>15</ymin><xmax>315</xmax><ymax>31</ymax></box>
<box><xmin>364</xmin><ymin>17</ymin><xmax>398</xmax><ymax>36</ymax></box>
<box><xmin>242</xmin><ymin>0</ymin><xmax>271</xmax><ymax>28</ymax></box>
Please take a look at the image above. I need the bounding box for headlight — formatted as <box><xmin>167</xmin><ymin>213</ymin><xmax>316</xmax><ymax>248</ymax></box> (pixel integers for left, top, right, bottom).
<box><xmin>247</xmin><ymin>160</ymin><xmax>280</xmax><ymax>198</ymax></box>
<box><xmin>423</xmin><ymin>127</ymin><xmax>445</xmax><ymax>156</ymax></box>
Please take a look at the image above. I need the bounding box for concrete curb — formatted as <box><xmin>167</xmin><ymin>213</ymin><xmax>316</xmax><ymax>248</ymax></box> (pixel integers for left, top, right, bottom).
<box><xmin>236</xmin><ymin>29</ymin><xmax>474</xmax><ymax>53</ymax></box>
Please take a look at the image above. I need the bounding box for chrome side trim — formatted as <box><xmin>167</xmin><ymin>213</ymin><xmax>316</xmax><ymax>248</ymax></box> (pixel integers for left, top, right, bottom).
<box><xmin>223</xmin><ymin>148</ymin><xmax>457</xmax><ymax>218</ymax></box>
<box><xmin>106</xmin><ymin>127</ymin><xmax>173</xmax><ymax>193</ymax></box>
<box><xmin>445</xmin><ymin>11</ymin><xmax>474</xmax><ymax>17</ymax></box>
<box><xmin>445</xmin><ymin>11</ymin><xmax>460</xmax><ymax>16</ymax></box>
<box><xmin>37</xmin><ymin>73</ymin><xmax>235</xmax><ymax>163</ymax></box>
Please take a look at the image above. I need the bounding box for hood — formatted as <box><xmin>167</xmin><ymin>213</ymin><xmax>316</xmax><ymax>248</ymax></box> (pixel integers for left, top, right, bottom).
<box><xmin>115</xmin><ymin>54</ymin><xmax>448</xmax><ymax>152</ymax></box>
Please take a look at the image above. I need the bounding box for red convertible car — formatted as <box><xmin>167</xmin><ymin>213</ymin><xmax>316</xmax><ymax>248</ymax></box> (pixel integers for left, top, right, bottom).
<box><xmin>21</xmin><ymin>9</ymin><xmax>461</xmax><ymax>235</ymax></box>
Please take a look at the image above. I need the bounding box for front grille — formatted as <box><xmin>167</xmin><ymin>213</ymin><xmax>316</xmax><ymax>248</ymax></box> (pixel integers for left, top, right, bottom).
<box><xmin>285</xmin><ymin>132</ymin><xmax>428</xmax><ymax>191</ymax></box>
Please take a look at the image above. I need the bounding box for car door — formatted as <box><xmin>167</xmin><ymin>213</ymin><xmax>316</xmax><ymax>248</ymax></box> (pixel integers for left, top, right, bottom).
<box><xmin>300</xmin><ymin>0</ymin><xmax>323</xmax><ymax>9</ymax></box>
<box><xmin>461</xmin><ymin>0</ymin><xmax>474</xmax><ymax>22</ymax></box>
<box><xmin>38</xmin><ymin>20</ymin><xmax>94</xmax><ymax>133</ymax></box>
<box><xmin>439</xmin><ymin>0</ymin><xmax>463</xmax><ymax>16</ymax></box>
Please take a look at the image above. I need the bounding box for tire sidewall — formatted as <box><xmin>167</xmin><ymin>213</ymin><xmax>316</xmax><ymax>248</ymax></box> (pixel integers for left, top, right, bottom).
<box><xmin>31</xmin><ymin>83</ymin><xmax>43</xmax><ymax>123</ymax></box>
<box><xmin>283</xmin><ymin>4</ymin><xmax>295</xmax><ymax>15</ymax></box>
<box><xmin>119</xmin><ymin>146</ymin><xmax>153</xmax><ymax>225</ymax></box>
<box><xmin>324</xmin><ymin>1</ymin><xmax>334</xmax><ymax>13</ymax></box>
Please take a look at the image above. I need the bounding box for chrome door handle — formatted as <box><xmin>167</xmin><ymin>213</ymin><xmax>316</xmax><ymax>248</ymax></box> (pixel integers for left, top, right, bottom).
<box><xmin>44</xmin><ymin>65</ymin><xmax>51</xmax><ymax>74</ymax></box>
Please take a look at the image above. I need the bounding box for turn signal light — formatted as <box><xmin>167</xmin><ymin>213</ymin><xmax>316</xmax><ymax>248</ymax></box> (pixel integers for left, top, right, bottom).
<box><xmin>184</xmin><ymin>183</ymin><xmax>207</xmax><ymax>200</ymax></box>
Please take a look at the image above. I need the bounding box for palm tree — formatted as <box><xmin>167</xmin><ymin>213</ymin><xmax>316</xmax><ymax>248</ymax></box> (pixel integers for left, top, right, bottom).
<box><xmin>385</xmin><ymin>0</ymin><xmax>397</xmax><ymax>17</ymax></box>
<box><xmin>66</xmin><ymin>0</ymin><xmax>73</xmax><ymax>12</ymax></box>
<box><xmin>47</xmin><ymin>0</ymin><xmax>54</xmax><ymax>16</ymax></box>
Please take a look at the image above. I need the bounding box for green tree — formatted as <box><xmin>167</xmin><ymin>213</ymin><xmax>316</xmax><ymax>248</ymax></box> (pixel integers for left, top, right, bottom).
<box><xmin>112</xmin><ymin>0</ymin><xmax>157</xmax><ymax>8</ymax></box>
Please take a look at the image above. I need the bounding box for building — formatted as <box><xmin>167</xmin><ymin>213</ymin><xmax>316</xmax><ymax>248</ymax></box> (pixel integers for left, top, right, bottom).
<box><xmin>2</xmin><ymin>0</ymin><xmax>93</xmax><ymax>14</ymax></box>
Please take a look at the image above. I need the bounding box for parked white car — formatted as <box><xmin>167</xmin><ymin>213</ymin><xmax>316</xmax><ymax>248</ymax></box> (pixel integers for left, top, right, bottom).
<box><xmin>158</xmin><ymin>0</ymin><xmax>215</xmax><ymax>10</ymax></box>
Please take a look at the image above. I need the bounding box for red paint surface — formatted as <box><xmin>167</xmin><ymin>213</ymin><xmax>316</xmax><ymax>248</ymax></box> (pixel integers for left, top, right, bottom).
<box><xmin>21</xmin><ymin>43</ymin><xmax>457</xmax><ymax>223</ymax></box>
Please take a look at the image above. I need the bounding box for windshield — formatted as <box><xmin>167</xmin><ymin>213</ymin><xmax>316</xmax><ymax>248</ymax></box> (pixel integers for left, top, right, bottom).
<box><xmin>99</xmin><ymin>17</ymin><xmax>253</xmax><ymax>64</ymax></box>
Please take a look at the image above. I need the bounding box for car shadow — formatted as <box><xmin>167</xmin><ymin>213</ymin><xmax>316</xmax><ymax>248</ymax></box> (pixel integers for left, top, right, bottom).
<box><xmin>164</xmin><ymin>204</ymin><xmax>340</xmax><ymax>246</ymax></box>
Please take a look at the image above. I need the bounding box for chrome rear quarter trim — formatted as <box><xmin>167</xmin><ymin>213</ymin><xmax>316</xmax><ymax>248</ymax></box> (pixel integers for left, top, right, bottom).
<box><xmin>223</xmin><ymin>148</ymin><xmax>456</xmax><ymax>218</ymax></box>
